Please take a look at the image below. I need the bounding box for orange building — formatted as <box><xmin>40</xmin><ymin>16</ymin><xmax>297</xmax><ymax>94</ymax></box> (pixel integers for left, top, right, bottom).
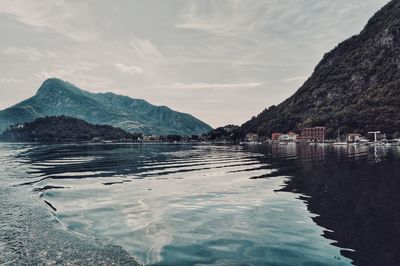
<box><xmin>271</xmin><ymin>132</ymin><xmax>283</xmax><ymax>141</ymax></box>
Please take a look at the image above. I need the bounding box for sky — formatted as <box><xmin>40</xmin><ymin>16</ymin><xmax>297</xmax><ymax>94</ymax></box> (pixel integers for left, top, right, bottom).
<box><xmin>0</xmin><ymin>0</ymin><xmax>390</xmax><ymax>128</ymax></box>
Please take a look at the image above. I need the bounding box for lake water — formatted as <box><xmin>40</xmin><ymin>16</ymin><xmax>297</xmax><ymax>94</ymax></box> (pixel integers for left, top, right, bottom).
<box><xmin>1</xmin><ymin>143</ymin><xmax>399</xmax><ymax>265</ymax></box>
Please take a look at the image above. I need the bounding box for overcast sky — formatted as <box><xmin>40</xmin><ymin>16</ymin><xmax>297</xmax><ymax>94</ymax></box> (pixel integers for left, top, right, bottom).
<box><xmin>0</xmin><ymin>0</ymin><xmax>390</xmax><ymax>127</ymax></box>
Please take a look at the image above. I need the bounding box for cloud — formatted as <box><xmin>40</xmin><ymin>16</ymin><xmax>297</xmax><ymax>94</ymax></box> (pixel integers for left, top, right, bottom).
<box><xmin>154</xmin><ymin>82</ymin><xmax>262</xmax><ymax>90</ymax></box>
<box><xmin>1</xmin><ymin>46</ymin><xmax>57</xmax><ymax>61</ymax></box>
<box><xmin>281</xmin><ymin>76</ymin><xmax>308</xmax><ymax>84</ymax></box>
<box><xmin>175</xmin><ymin>0</ymin><xmax>257</xmax><ymax>36</ymax></box>
<box><xmin>114</xmin><ymin>63</ymin><xmax>144</xmax><ymax>74</ymax></box>
<box><xmin>129</xmin><ymin>35</ymin><xmax>163</xmax><ymax>61</ymax></box>
<box><xmin>0</xmin><ymin>0</ymin><xmax>99</xmax><ymax>41</ymax></box>
<box><xmin>125</xmin><ymin>35</ymin><xmax>165</xmax><ymax>76</ymax></box>
<box><xmin>175</xmin><ymin>0</ymin><xmax>390</xmax><ymax>39</ymax></box>
<box><xmin>33</xmin><ymin>61</ymin><xmax>97</xmax><ymax>78</ymax></box>
<box><xmin>33</xmin><ymin>61</ymin><xmax>114</xmax><ymax>90</ymax></box>
<box><xmin>0</xmin><ymin>77</ymin><xmax>23</xmax><ymax>83</ymax></box>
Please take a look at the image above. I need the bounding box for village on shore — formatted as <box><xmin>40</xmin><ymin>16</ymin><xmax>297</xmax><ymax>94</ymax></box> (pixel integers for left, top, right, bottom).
<box><xmin>3</xmin><ymin>117</ymin><xmax>398</xmax><ymax>146</ymax></box>
<box><xmin>135</xmin><ymin>126</ymin><xmax>400</xmax><ymax>147</ymax></box>
<box><xmin>241</xmin><ymin>126</ymin><xmax>400</xmax><ymax>146</ymax></box>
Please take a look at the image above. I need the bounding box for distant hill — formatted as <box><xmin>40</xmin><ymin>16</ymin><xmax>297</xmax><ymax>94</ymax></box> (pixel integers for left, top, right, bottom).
<box><xmin>0</xmin><ymin>116</ymin><xmax>138</xmax><ymax>142</ymax></box>
<box><xmin>204</xmin><ymin>125</ymin><xmax>241</xmax><ymax>142</ymax></box>
<box><xmin>0</xmin><ymin>78</ymin><xmax>212</xmax><ymax>135</ymax></box>
<box><xmin>241</xmin><ymin>0</ymin><xmax>400</xmax><ymax>137</ymax></box>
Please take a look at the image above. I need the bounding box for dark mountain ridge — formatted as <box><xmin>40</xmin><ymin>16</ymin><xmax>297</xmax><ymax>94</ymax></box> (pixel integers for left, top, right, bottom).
<box><xmin>0</xmin><ymin>116</ymin><xmax>139</xmax><ymax>142</ymax></box>
<box><xmin>0</xmin><ymin>78</ymin><xmax>212</xmax><ymax>135</ymax></box>
<box><xmin>241</xmin><ymin>0</ymin><xmax>400</xmax><ymax>137</ymax></box>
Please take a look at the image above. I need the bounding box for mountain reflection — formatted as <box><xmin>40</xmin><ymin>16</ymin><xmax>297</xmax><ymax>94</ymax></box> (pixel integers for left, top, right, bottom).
<box><xmin>248</xmin><ymin>144</ymin><xmax>400</xmax><ymax>266</ymax></box>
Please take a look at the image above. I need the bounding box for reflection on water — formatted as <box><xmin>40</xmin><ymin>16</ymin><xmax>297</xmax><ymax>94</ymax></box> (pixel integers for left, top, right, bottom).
<box><xmin>248</xmin><ymin>144</ymin><xmax>400</xmax><ymax>266</ymax></box>
<box><xmin>0</xmin><ymin>143</ymin><xmax>139</xmax><ymax>265</ymax></box>
<box><xmin>1</xmin><ymin>143</ymin><xmax>400</xmax><ymax>265</ymax></box>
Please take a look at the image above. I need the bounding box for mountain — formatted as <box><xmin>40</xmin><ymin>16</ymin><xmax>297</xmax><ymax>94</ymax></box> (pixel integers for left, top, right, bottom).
<box><xmin>0</xmin><ymin>78</ymin><xmax>212</xmax><ymax>135</ymax></box>
<box><xmin>0</xmin><ymin>116</ymin><xmax>139</xmax><ymax>142</ymax></box>
<box><xmin>241</xmin><ymin>0</ymin><xmax>400</xmax><ymax>138</ymax></box>
<box><xmin>203</xmin><ymin>125</ymin><xmax>241</xmax><ymax>142</ymax></box>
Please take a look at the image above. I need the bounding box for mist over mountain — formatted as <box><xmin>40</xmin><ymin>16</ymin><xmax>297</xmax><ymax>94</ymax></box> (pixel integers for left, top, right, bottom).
<box><xmin>241</xmin><ymin>0</ymin><xmax>400</xmax><ymax>137</ymax></box>
<box><xmin>0</xmin><ymin>78</ymin><xmax>212</xmax><ymax>135</ymax></box>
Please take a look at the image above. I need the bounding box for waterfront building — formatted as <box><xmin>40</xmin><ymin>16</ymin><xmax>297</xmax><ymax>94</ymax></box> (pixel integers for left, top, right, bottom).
<box><xmin>271</xmin><ymin>132</ymin><xmax>282</xmax><ymax>141</ymax></box>
<box><xmin>287</xmin><ymin>131</ymin><xmax>298</xmax><ymax>141</ymax></box>
<box><xmin>245</xmin><ymin>133</ymin><xmax>258</xmax><ymax>142</ymax></box>
<box><xmin>347</xmin><ymin>133</ymin><xmax>362</xmax><ymax>142</ymax></box>
<box><xmin>298</xmin><ymin>127</ymin><xmax>327</xmax><ymax>142</ymax></box>
<box><xmin>279</xmin><ymin>131</ymin><xmax>298</xmax><ymax>141</ymax></box>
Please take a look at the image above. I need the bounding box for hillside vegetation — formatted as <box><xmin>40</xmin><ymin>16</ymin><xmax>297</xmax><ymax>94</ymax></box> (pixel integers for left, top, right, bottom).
<box><xmin>241</xmin><ymin>0</ymin><xmax>400</xmax><ymax>137</ymax></box>
<box><xmin>0</xmin><ymin>116</ymin><xmax>139</xmax><ymax>142</ymax></box>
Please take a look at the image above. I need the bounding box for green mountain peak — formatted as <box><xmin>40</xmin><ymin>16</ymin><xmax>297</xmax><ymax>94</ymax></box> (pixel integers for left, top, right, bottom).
<box><xmin>0</xmin><ymin>79</ymin><xmax>213</xmax><ymax>135</ymax></box>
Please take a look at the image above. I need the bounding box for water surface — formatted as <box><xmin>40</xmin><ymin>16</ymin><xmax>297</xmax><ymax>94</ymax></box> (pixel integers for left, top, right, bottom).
<box><xmin>1</xmin><ymin>143</ymin><xmax>399</xmax><ymax>265</ymax></box>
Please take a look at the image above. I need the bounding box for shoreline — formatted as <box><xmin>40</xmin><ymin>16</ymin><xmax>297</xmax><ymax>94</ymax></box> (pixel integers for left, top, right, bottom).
<box><xmin>0</xmin><ymin>140</ymin><xmax>399</xmax><ymax>147</ymax></box>
<box><xmin>0</xmin><ymin>144</ymin><xmax>142</xmax><ymax>266</ymax></box>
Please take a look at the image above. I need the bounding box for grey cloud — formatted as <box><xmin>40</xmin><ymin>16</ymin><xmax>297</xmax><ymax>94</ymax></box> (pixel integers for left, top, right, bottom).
<box><xmin>114</xmin><ymin>64</ymin><xmax>144</xmax><ymax>75</ymax></box>
<box><xmin>1</xmin><ymin>46</ymin><xmax>57</xmax><ymax>61</ymax></box>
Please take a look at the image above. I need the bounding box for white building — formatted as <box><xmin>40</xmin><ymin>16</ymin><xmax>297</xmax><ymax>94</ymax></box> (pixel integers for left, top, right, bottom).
<box><xmin>279</xmin><ymin>132</ymin><xmax>298</xmax><ymax>141</ymax></box>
